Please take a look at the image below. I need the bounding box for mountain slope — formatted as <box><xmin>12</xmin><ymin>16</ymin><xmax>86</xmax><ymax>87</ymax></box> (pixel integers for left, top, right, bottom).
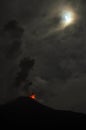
<box><xmin>0</xmin><ymin>97</ymin><xmax>86</xmax><ymax>124</ymax></box>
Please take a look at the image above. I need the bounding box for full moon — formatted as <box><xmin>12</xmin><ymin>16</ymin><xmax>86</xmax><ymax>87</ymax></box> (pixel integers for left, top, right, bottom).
<box><xmin>63</xmin><ymin>12</ymin><xmax>73</xmax><ymax>24</ymax></box>
<box><xmin>59</xmin><ymin>7</ymin><xmax>78</xmax><ymax>29</ymax></box>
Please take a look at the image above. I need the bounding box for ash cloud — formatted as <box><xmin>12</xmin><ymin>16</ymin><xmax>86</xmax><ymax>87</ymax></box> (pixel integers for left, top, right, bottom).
<box><xmin>0</xmin><ymin>20</ymin><xmax>25</xmax><ymax>104</ymax></box>
<box><xmin>14</xmin><ymin>57</ymin><xmax>35</xmax><ymax>87</ymax></box>
<box><xmin>3</xmin><ymin>20</ymin><xmax>24</xmax><ymax>59</ymax></box>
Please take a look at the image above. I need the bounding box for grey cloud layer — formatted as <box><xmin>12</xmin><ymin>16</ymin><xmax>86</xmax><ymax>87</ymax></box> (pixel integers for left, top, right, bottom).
<box><xmin>23</xmin><ymin>0</ymin><xmax>86</xmax><ymax>114</ymax></box>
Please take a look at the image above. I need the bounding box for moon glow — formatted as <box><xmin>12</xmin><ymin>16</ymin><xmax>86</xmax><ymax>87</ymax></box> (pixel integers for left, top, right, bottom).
<box><xmin>60</xmin><ymin>8</ymin><xmax>77</xmax><ymax>28</ymax></box>
<box><xmin>63</xmin><ymin>12</ymin><xmax>73</xmax><ymax>24</ymax></box>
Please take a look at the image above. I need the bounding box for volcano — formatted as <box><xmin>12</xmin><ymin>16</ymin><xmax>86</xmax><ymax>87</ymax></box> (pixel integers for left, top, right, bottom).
<box><xmin>0</xmin><ymin>97</ymin><xmax>86</xmax><ymax>125</ymax></box>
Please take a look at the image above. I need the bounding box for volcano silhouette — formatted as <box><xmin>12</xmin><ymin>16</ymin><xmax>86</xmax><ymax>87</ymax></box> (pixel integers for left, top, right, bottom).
<box><xmin>0</xmin><ymin>96</ymin><xmax>86</xmax><ymax>124</ymax></box>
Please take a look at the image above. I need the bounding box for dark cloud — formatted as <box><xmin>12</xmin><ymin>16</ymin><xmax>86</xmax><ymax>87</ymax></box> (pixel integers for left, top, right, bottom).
<box><xmin>0</xmin><ymin>20</ymin><xmax>25</xmax><ymax>103</ymax></box>
<box><xmin>4</xmin><ymin>20</ymin><xmax>24</xmax><ymax>39</ymax></box>
<box><xmin>14</xmin><ymin>57</ymin><xmax>35</xmax><ymax>87</ymax></box>
<box><xmin>2</xmin><ymin>20</ymin><xmax>24</xmax><ymax>59</ymax></box>
<box><xmin>6</xmin><ymin>40</ymin><xmax>22</xmax><ymax>59</ymax></box>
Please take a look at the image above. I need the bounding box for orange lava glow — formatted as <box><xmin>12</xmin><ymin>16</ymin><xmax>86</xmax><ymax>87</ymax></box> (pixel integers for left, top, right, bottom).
<box><xmin>29</xmin><ymin>94</ymin><xmax>36</xmax><ymax>100</ymax></box>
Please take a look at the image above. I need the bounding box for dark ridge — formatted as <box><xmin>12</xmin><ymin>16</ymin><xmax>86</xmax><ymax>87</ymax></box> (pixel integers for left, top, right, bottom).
<box><xmin>0</xmin><ymin>97</ymin><xmax>86</xmax><ymax>124</ymax></box>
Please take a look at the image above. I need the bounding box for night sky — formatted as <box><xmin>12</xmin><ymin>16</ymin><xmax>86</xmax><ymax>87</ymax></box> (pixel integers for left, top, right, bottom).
<box><xmin>0</xmin><ymin>0</ymin><xmax>86</xmax><ymax>114</ymax></box>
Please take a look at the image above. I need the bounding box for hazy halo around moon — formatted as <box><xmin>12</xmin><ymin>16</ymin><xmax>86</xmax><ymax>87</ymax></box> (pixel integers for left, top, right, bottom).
<box><xmin>48</xmin><ymin>3</ymin><xmax>78</xmax><ymax>29</ymax></box>
<box><xmin>59</xmin><ymin>6</ymin><xmax>78</xmax><ymax>29</ymax></box>
<box><xmin>29</xmin><ymin>3</ymin><xmax>79</xmax><ymax>41</ymax></box>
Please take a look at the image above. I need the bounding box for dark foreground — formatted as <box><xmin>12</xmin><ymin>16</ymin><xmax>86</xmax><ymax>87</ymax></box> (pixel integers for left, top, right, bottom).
<box><xmin>0</xmin><ymin>97</ymin><xmax>86</xmax><ymax>125</ymax></box>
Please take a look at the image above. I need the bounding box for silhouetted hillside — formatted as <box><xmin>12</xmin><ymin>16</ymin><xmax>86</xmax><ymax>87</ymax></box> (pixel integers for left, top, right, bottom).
<box><xmin>0</xmin><ymin>97</ymin><xmax>86</xmax><ymax>125</ymax></box>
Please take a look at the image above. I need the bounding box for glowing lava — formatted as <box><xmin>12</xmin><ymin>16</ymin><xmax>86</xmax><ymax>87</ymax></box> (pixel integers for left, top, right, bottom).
<box><xmin>29</xmin><ymin>93</ymin><xmax>36</xmax><ymax>100</ymax></box>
